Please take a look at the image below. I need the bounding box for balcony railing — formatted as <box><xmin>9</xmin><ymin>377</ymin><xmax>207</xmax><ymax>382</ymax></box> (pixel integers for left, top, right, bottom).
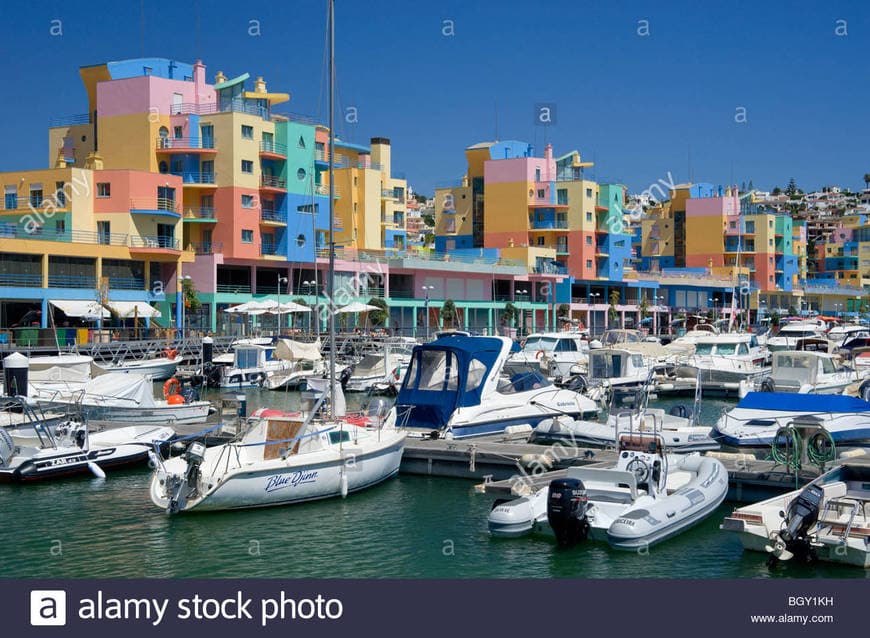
<box><xmin>216</xmin><ymin>283</ymin><xmax>252</xmax><ymax>294</ymax></box>
<box><xmin>130</xmin><ymin>197</ymin><xmax>181</xmax><ymax>213</ymax></box>
<box><xmin>0</xmin><ymin>273</ymin><xmax>42</xmax><ymax>287</ymax></box>
<box><xmin>182</xmin><ymin>206</ymin><xmax>216</xmax><ymax>220</ymax></box>
<box><xmin>260</xmin><ymin>209</ymin><xmax>287</xmax><ymax>224</ymax></box>
<box><xmin>169</xmin><ymin>102</ymin><xmax>220</xmax><ymax>116</ymax></box>
<box><xmin>260</xmin><ymin>141</ymin><xmax>287</xmax><ymax>156</ymax></box>
<box><xmin>261</xmin><ymin>175</ymin><xmax>287</xmax><ymax>190</ymax></box>
<box><xmin>357</xmin><ymin>161</ymin><xmax>383</xmax><ymax>171</ymax></box>
<box><xmin>314</xmin><ymin>150</ymin><xmax>349</xmax><ymax>167</ymax></box>
<box><xmin>129</xmin><ymin>235</ymin><xmax>180</xmax><ymax>250</ymax></box>
<box><xmin>156</xmin><ymin>137</ymin><xmax>215</xmax><ymax>151</ymax></box>
<box><xmin>48</xmin><ymin>274</ymin><xmax>96</xmax><ymax>288</ymax></box>
<box><xmin>172</xmin><ymin>171</ymin><xmax>216</xmax><ymax>185</ymax></box>
<box><xmin>359</xmin><ymin>287</ymin><xmax>385</xmax><ymax>298</ymax></box>
<box><xmin>530</xmin><ymin>219</ymin><xmax>568</xmax><ymax>230</ymax></box>
<box><xmin>314</xmin><ymin>184</ymin><xmax>342</xmax><ymax>197</ymax></box>
<box><xmin>49</xmin><ymin>113</ymin><xmax>92</xmax><ymax>127</ymax></box>
<box><xmin>189</xmin><ymin>241</ymin><xmax>223</xmax><ymax>255</ymax></box>
<box><xmin>107</xmin><ymin>277</ymin><xmax>146</xmax><ymax>290</ymax></box>
<box><xmin>260</xmin><ymin>243</ymin><xmax>280</xmax><ymax>256</ymax></box>
<box><xmin>382</xmin><ymin>189</ymin><xmax>398</xmax><ymax>199</ymax></box>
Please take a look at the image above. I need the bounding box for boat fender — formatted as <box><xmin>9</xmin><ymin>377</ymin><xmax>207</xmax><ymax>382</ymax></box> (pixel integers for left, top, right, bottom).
<box><xmin>340</xmin><ymin>470</ymin><xmax>348</xmax><ymax>498</ymax></box>
<box><xmin>164</xmin><ymin>348</ymin><xmax>178</xmax><ymax>360</ymax></box>
<box><xmin>87</xmin><ymin>462</ymin><xmax>106</xmax><ymax>480</ymax></box>
<box><xmin>163</xmin><ymin>377</ymin><xmax>182</xmax><ymax>399</ymax></box>
<box><xmin>859</xmin><ymin>379</ymin><xmax>870</xmax><ymax>403</ymax></box>
<box><xmin>759</xmin><ymin>377</ymin><xmax>776</xmax><ymax>393</ymax></box>
<box><xmin>668</xmin><ymin>404</ymin><xmax>692</xmax><ymax>419</ymax></box>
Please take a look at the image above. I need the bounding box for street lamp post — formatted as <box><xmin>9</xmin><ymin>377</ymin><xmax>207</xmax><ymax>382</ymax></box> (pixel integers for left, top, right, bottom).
<box><xmin>277</xmin><ymin>274</ymin><xmax>288</xmax><ymax>334</ymax></box>
<box><xmin>516</xmin><ymin>289</ymin><xmax>528</xmax><ymax>337</ymax></box>
<box><xmin>422</xmin><ymin>285</ymin><xmax>434</xmax><ymax>341</ymax></box>
<box><xmin>177</xmin><ymin>275</ymin><xmax>191</xmax><ymax>339</ymax></box>
<box><xmin>588</xmin><ymin>292</ymin><xmax>601</xmax><ymax>337</ymax></box>
<box><xmin>303</xmin><ymin>280</ymin><xmax>318</xmax><ymax>334</ymax></box>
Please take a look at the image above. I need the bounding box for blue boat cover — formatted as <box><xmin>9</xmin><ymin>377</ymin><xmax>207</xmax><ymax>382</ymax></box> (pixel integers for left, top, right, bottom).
<box><xmin>736</xmin><ymin>392</ymin><xmax>870</xmax><ymax>413</ymax></box>
<box><xmin>395</xmin><ymin>335</ymin><xmax>504</xmax><ymax>430</ymax></box>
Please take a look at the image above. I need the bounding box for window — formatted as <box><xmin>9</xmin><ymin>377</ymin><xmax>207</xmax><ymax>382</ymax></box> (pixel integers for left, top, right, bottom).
<box><xmin>174</xmin><ymin>126</ymin><xmax>183</xmax><ymax>139</ymax></box>
<box><xmin>535</xmin><ymin>168</ymin><xmax>541</xmax><ymax>181</ymax></box>
<box><xmin>769</xmin><ymin>239</ymin><xmax>773</xmax><ymax>247</ymax></box>
<box><xmin>586</xmin><ymin>259</ymin><xmax>593</xmax><ymax>268</ymax></box>
<box><xmin>537</xmin><ymin>189</ymin><xmax>545</xmax><ymax>199</ymax></box>
<box><xmin>55</xmin><ymin>182</ymin><xmax>66</xmax><ymax>206</ymax></box>
<box><xmin>557</xmin><ymin>189</ymin><xmax>568</xmax><ymax>205</ymax></box>
<box><xmin>241</xmin><ymin>160</ymin><xmax>253</xmax><ymax>174</ymax></box>
<box><xmin>729</xmin><ymin>221</ymin><xmax>736</xmax><ymax>229</ymax></box>
<box><xmin>586</xmin><ymin>236</ymin><xmax>592</xmax><ymax>245</ymax></box>
<box><xmin>241</xmin><ymin>229</ymin><xmax>254</xmax><ymax>243</ymax></box>
<box><xmin>4</xmin><ymin>186</ymin><xmax>17</xmax><ymax>210</ymax></box>
<box><xmin>97</xmin><ymin>221</ymin><xmax>111</xmax><ymax>245</ymax></box>
<box><xmin>242</xmin><ymin>194</ymin><xmax>255</xmax><ymax>208</ymax></box>
<box><xmin>746</xmin><ymin>221</ymin><xmax>755</xmax><ymax>233</ymax></box>
<box><xmin>353</xmin><ymin>176</ymin><xmax>358</xmax><ymax>186</ymax></box>
<box><xmin>241</xmin><ymin>125</ymin><xmax>254</xmax><ymax>139</ymax></box>
<box><xmin>586</xmin><ymin>188</ymin><xmax>593</xmax><ymax>198</ymax></box>
<box><xmin>96</xmin><ymin>183</ymin><xmax>111</xmax><ymax>198</ymax></box>
<box><xmin>586</xmin><ymin>212</ymin><xmax>593</xmax><ymax>222</ymax></box>
<box><xmin>353</xmin><ymin>202</ymin><xmax>358</xmax><ymax>213</ymax></box>
<box><xmin>30</xmin><ymin>185</ymin><xmax>43</xmax><ymax>207</ymax></box>
<box><xmin>55</xmin><ymin>220</ymin><xmax>65</xmax><ymax>235</ymax></box>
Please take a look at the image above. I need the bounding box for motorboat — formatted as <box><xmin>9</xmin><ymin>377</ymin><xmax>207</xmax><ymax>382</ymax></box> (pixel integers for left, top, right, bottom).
<box><xmin>713</xmin><ymin>392</ymin><xmax>870</xmax><ymax>450</ymax></box>
<box><xmin>827</xmin><ymin>323</ymin><xmax>870</xmax><ymax>349</ymax></box>
<box><xmin>29</xmin><ymin>372</ymin><xmax>212</xmax><ymax>425</ymax></box>
<box><xmin>94</xmin><ymin>353</ymin><xmax>180</xmax><ymax>381</ymax></box>
<box><xmin>345</xmin><ymin>339</ymin><xmax>416</xmax><ymax>393</ymax></box>
<box><xmin>148</xmin><ymin>380</ymin><xmax>405</xmax><ymax>513</ymax></box>
<box><xmin>219</xmin><ymin>341</ymin><xmax>292</xmax><ymax>388</ymax></box>
<box><xmin>504</xmin><ymin>331</ymin><xmax>589</xmax><ymax>381</ymax></box>
<box><xmin>722</xmin><ymin>461</ymin><xmax>870</xmax><ymax>567</ymax></box>
<box><xmin>0</xmin><ymin>400</ymin><xmax>173</xmax><ymax>482</ymax></box>
<box><xmin>262</xmin><ymin>339</ymin><xmax>332</xmax><ymax>390</ymax></box>
<box><xmin>590</xmin><ymin>329</ymin><xmax>645</xmax><ymax>350</ymax></box>
<box><xmin>585</xmin><ymin>347</ymin><xmax>658</xmax><ymax>392</ymax></box>
<box><xmin>661</xmin><ymin>333</ymin><xmax>770</xmax><ymax>394</ymax></box>
<box><xmin>532</xmin><ymin>370</ymin><xmax>719</xmax><ymax>453</ymax></box>
<box><xmin>767</xmin><ymin>320</ymin><xmax>830</xmax><ymax>352</ymax></box>
<box><xmin>488</xmin><ymin>431</ymin><xmax>728</xmax><ymax>549</ymax></box>
<box><xmin>386</xmin><ymin>334</ymin><xmax>599</xmax><ymax>439</ymax></box>
<box><xmin>751</xmin><ymin>350</ymin><xmax>862</xmax><ymax>395</ymax></box>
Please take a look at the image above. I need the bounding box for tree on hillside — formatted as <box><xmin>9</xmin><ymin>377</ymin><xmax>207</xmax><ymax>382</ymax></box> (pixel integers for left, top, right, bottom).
<box><xmin>772</xmin><ymin>186</ymin><xmax>782</xmax><ymax>196</ymax></box>
<box><xmin>864</xmin><ymin>173</ymin><xmax>870</xmax><ymax>189</ymax></box>
<box><xmin>786</xmin><ymin>178</ymin><xmax>798</xmax><ymax>196</ymax></box>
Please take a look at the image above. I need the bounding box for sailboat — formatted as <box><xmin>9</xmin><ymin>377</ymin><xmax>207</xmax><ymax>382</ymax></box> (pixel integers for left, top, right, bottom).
<box><xmin>148</xmin><ymin>0</ymin><xmax>405</xmax><ymax>513</ymax></box>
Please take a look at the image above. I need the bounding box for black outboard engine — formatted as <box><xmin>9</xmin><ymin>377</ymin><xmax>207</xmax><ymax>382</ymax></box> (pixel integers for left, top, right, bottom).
<box><xmin>339</xmin><ymin>365</ymin><xmax>353</xmax><ymax>390</ymax></box>
<box><xmin>203</xmin><ymin>362</ymin><xmax>222</xmax><ymax>388</ymax></box>
<box><xmin>547</xmin><ymin>478</ymin><xmax>589</xmax><ymax>547</ymax></box>
<box><xmin>167</xmin><ymin>441</ymin><xmax>207</xmax><ymax>514</ymax></box>
<box><xmin>780</xmin><ymin>483</ymin><xmax>824</xmax><ymax>550</ymax></box>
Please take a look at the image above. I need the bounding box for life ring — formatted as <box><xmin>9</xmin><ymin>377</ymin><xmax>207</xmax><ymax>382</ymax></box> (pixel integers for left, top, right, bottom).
<box><xmin>535</xmin><ymin>350</ymin><xmax>546</xmax><ymax>360</ymax></box>
<box><xmin>164</xmin><ymin>348</ymin><xmax>178</xmax><ymax>360</ymax></box>
<box><xmin>163</xmin><ymin>377</ymin><xmax>182</xmax><ymax>399</ymax></box>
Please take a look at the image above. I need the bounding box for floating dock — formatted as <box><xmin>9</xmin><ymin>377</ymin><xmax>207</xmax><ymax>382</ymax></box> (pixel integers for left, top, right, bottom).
<box><xmin>400</xmin><ymin>435</ymin><xmax>848</xmax><ymax>503</ymax></box>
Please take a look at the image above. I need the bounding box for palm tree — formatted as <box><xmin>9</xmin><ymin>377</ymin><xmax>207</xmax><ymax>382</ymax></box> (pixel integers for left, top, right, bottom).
<box><xmin>440</xmin><ymin>299</ymin><xmax>457</xmax><ymax>329</ymax></box>
<box><xmin>367</xmin><ymin>297</ymin><xmax>389</xmax><ymax>326</ymax></box>
<box><xmin>864</xmin><ymin>173</ymin><xmax>870</xmax><ymax>189</ymax></box>
<box><xmin>608</xmin><ymin>289</ymin><xmax>620</xmax><ymax>327</ymax></box>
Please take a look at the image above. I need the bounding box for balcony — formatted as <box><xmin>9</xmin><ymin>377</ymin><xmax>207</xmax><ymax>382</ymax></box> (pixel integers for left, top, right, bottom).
<box><xmin>155</xmin><ymin>137</ymin><xmax>216</xmax><ymax>153</ymax></box>
<box><xmin>260</xmin><ymin>243</ymin><xmax>281</xmax><ymax>257</ymax></box>
<box><xmin>182</xmin><ymin>206</ymin><xmax>217</xmax><ymax>221</ymax></box>
<box><xmin>314</xmin><ymin>150</ymin><xmax>349</xmax><ymax>167</ymax></box>
<box><xmin>260</xmin><ymin>175</ymin><xmax>287</xmax><ymax>191</ymax></box>
<box><xmin>260</xmin><ymin>209</ymin><xmax>288</xmax><ymax>225</ymax></box>
<box><xmin>189</xmin><ymin>241</ymin><xmax>223</xmax><ymax>255</ymax></box>
<box><xmin>130</xmin><ymin>197</ymin><xmax>181</xmax><ymax>217</ymax></box>
<box><xmin>172</xmin><ymin>171</ymin><xmax>216</xmax><ymax>186</ymax></box>
<box><xmin>359</xmin><ymin>287</ymin><xmax>385</xmax><ymax>297</ymax></box>
<box><xmin>216</xmin><ymin>283</ymin><xmax>252</xmax><ymax>294</ymax></box>
<box><xmin>314</xmin><ymin>184</ymin><xmax>342</xmax><ymax>198</ymax></box>
<box><xmin>129</xmin><ymin>235</ymin><xmax>180</xmax><ymax>251</ymax></box>
<box><xmin>0</xmin><ymin>273</ymin><xmax>42</xmax><ymax>287</ymax></box>
<box><xmin>48</xmin><ymin>274</ymin><xmax>95</xmax><ymax>288</ymax></box>
<box><xmin>530</xmin><ymin>219</ymin><xmax>568</xmax><ymax>230</ymax></box>
<box><xmin>259</xmin><ymin>141</ymin><xmax>287</xmax><ymax>158</ymax></box>
<box><xmin>108</xmin><ymin>277</ymin><xmax>146</xmax><ymax>290</ymax></box>
<box><xmin>169</xmin><ymin>102</ymin><xmax>220</xmax><ymax>116</ymax></box>
<box><xmin>49</xmin><ymin>113</ymin><xmax>92</xmax><ymax>127</ymax></box>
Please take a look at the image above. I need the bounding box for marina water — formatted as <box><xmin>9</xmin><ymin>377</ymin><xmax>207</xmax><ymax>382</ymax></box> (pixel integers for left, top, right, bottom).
<box><xmin>1</xmin><ymin>388</ymin><xmax>864</xmax><ymax>579</ymax></box>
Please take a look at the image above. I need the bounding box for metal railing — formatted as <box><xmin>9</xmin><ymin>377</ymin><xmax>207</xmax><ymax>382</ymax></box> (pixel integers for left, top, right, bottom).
<box><xmin>359</xmin><ymin>287</ymin><xmax>385</xmax><ymax>298</ymax></box>
<box><xmin>0</xmin><ymin>273</ymin><xmax>42</xmax><ymax>287</ymax></box>
<box><xmin>172</xmin><ymin>171</ymin><xmax>216</xmax><ymax>185</ymax></box>
<box><xmin>169</xmin><ymin>102</ymin><xmax>219</xmax><ymax>116</ymax></box>
<box><xmin>130</xmin><ymin>197</ymin><xmax>180</xmax><ymax>213</ymax></box>
<box><xmin>189</xmin><ymin>241</ymin><xmax>223</xmax><ymax>255</ymax></box>
<box><xmin>261</xmin><ymin>175</ymin><xmax>287</xmax><ymax>189</ymax></box>
<box><xmin>155</xmin><ymin>137</ymin><xmax>215</xmax><ymax>151</ymax></box>
<box><xmin>314</xmin><ymin>150</ymin><xmax>349</xmax><ymax>167</ymax></box>
<box><xmin>216</xmin><ymin>283</ymin><xmax>252</xmax><ymax>294</ymax></box>
<box><xmin>260</xmin><ymin>243</ymin><xmax>280</xmax><ymax>256</ymax></box>
<box><xmin>530</xmin><ymin>219</ymin><xmax>568</xmax><ymax>230</ymax></box>
<box><xmin>129</xmin><ymin>235</ymin><xmax>180</xmax><ymax>250</ymax></box>
<box><xmin>0</xmin><ymin>226</ymin><xmax>181</xmax><ymax>249</ymax></box>
<box><xmin>260</xmin><ymin>209</ymin><xmax>287</xmax><ymax>223</ymax></box>
<box><xmin>47</xmin><ymin>274</ymin><xmax>95</xmax><ymax>288</ymax></box>
<box><xmin>182</xmin><ymin>206</ymin><xmax>216</xmax><ymax>219</ymax></box>
<box><xmin>315</xmin><ymin>184</ymin><xmax>342</xmax><ymax>197</ymax></box>
<box><xmin>49</xmin><ymin>113</ymin><xmax>92</xmax><ymax>127</ymax></box>
<box><xmin>107</xmin><ymin>277</ymin><xmax>146</xmax><ymax>290</ymax></box>
<box><xmin>260</xmin><ymin>141</ymin><xmax>287</xmax><ymax>156</ymax></box>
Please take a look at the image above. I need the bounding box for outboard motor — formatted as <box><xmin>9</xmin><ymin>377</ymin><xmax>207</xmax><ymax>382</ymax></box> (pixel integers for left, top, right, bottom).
<box><xmin>167</xmin><ymin>441</ymin><xmax>207</xmax><ymax>514</ymax></box>
<box><xmin>770</xmin><ymin>483</ymin><xmax>824</xmax><ymax>561</ymax></box>
<box><xmin>339</xmin><ymin>365</ymin><xmax>353</xmax><ymax>390</ymax></box>
<box><xmin>547</xmin><ymin>477</ymin><xmax>589</xmax><ymax>547</ymax></box>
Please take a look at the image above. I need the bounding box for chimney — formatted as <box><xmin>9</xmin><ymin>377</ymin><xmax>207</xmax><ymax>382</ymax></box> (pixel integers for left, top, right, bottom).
<box><xmin>253</xmin><ymin>76</ymin><xmax>267</xmax><ymax>93</ymax></box>
<box><xmin>55</xmin><ymin>147</ymin><xmax>67</xmax><ymax>169</ymax></box>
<box><xmin>214</xmin><ymin>70</ymin><xmax>227</xmax><ymax>84</ymax></box>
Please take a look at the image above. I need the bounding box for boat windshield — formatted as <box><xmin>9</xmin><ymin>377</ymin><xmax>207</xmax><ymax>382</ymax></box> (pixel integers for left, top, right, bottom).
<box><xmin>602</xmin><ymin>331</ymin><xmax>640</xmax><ymax>345</ymax></box>
<box><xmin>590</xmin><ymin>353</ymin><xmax>624</xmax><ymax>379</ymax></box>
<box><xmin>524</xmin><ymin>336</ymin><xmax>558</xmax><ymax>352</ymax></box>
<box><xmin>696</xmin><ymin>343</ymin><xmax>738</xmax><ymax>355</ymax></box>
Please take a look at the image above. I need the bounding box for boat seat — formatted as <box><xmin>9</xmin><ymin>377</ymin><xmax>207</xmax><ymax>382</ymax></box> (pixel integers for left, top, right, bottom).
<box><xmin>821</xmin><ymin>481</ymin><xmax>848</xmax><ymax>500</ymax></box>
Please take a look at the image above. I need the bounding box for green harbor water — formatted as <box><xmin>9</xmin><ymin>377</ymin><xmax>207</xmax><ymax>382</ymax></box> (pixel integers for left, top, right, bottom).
<box><xmin>1</xmin><ymin>388</ymin><xmax>867</xmax><ymax>579</ymax></box>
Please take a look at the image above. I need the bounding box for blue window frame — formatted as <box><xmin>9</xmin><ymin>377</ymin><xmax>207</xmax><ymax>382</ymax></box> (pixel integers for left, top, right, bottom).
<box><xmin>241</xmin><ymin>229</ymin><xmax>254</xmax><ymax>243</ymax></box>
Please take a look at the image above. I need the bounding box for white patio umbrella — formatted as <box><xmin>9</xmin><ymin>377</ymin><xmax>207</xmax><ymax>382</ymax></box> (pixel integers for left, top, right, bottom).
<box><xmin>335</xmin><ymin>301</ymin><xmax>379</xmax><ymax>314</ymax></box>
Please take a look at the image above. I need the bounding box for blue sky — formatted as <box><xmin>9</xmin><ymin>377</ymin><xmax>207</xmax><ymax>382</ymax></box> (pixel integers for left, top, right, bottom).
<box><xmin>1</xmin><ymin>0</ymin><xmax>868</xmax><ymax>195</ymax></box>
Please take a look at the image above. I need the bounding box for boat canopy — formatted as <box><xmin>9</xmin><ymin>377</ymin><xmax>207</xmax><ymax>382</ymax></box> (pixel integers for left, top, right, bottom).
<box><xmin>736</xmin><ymin>392</ymin><xmax>870</xmax><ymax>413</ymax></box>
<box><xmin>276</xmin><ymin>338</ymin><xmax>322</xmax><ymax>361</ymax></box>
<box><xmin>395</xmin><ymin>335</ymin><xmax>505</xmax><ymax>430</ymax></box>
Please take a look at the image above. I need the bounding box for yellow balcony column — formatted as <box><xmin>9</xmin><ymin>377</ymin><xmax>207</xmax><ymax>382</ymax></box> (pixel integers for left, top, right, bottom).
<box><xmin>144</xmin><ymin>259</ymin><xmax>151</xmax><ymax>293</ymax></box>
<box><xmin>41</xmin><ymin>253</ymin><xmax>49</xmax><ymax>287</ymax></box>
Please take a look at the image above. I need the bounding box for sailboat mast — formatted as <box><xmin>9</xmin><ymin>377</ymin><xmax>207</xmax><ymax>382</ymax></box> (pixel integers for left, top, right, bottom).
<box><xmin>327</xmin><ymin>0</ymin><xmax>337</xmax><ymax>416</ymax></box>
